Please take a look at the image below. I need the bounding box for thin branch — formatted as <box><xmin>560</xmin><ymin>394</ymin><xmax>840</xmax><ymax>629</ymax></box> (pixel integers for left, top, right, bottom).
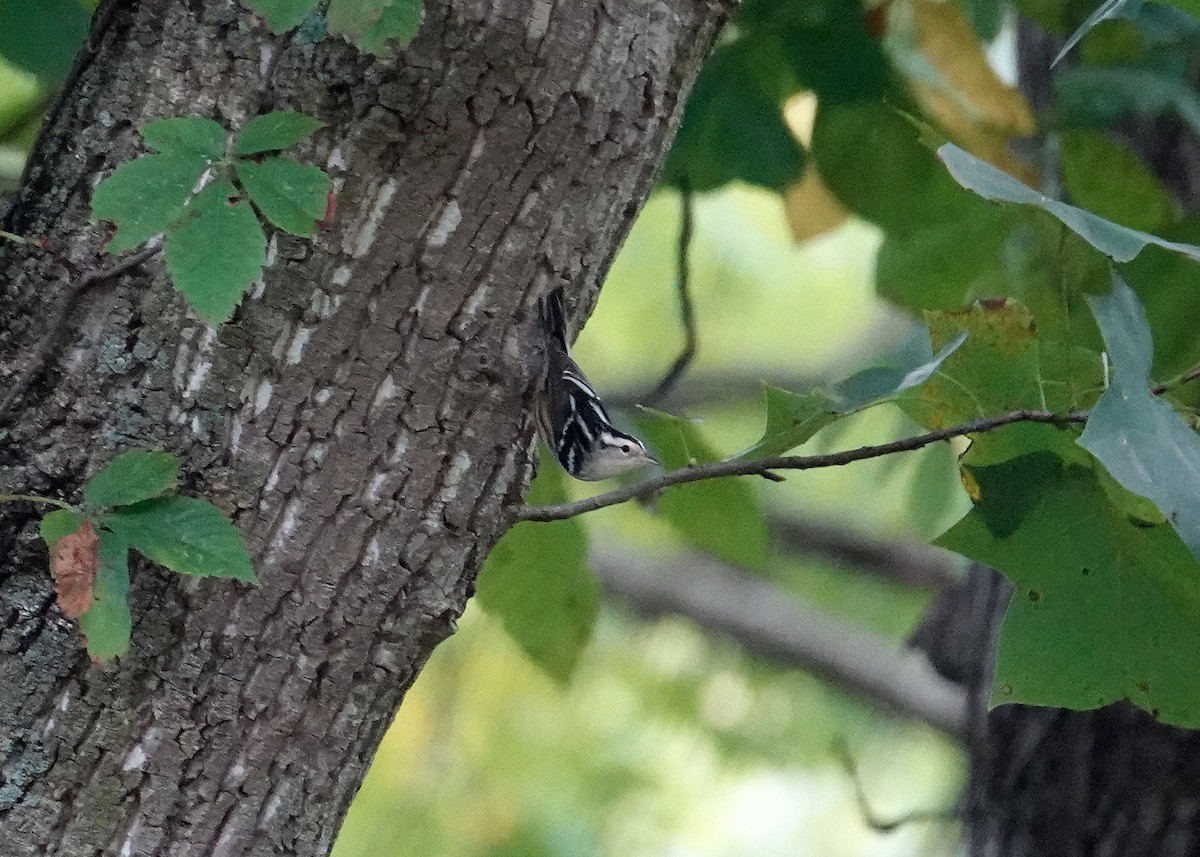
<box><xmin>645</xmin><ymin>182</ymin><xmax>697</xmax><ymax>404</ymax></box>
<box><xmin>0</xmin><ymin>228</ymin><xmax>35</xmax><ymax>246</ymax></box>
<box><xmin>1151</xmin><ymin>362</ymin><xmax>1200</xmax><ymax>395</ymax></box>
<box><xmin>0</xmin><ymin>493</ymin><xmax>73</xmax><ymax>510</ymax></box>
<box><xmin>832</xmin><ymin>737</ymin><xmax>959</xmax><ymax>832</ymax></box>
<box><xmin>0</xmin><ymin>243</ymin><xmax>160</xmax><ymax>422</ymax></box>
<box><xmin>591</xmin><ymin>546</ymin><xmax>969</xmax><ymax>738</ymax></box>
<box><xmin>520</xmin><ymin>409</ymin><xmax>1086</xmax><ymax>522</ymax></box>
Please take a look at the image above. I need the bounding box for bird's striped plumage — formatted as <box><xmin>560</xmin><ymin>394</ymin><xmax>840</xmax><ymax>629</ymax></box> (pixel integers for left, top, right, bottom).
<box><xmin>536</xmin><ymin>289</ymin><xmax>657</xmax><ymax>481</ymax></box>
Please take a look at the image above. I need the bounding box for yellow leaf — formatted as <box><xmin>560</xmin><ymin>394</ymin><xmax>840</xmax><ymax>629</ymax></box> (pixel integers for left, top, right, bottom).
<box><xmin>893</xmin><ymin>0</ymin><xmax>1037</xmax><ymax>182</ymax></box>
<box><xmin>784</xmin><ymin>167</ymin><xmax>851</xmax><ymax>242</ymax></box>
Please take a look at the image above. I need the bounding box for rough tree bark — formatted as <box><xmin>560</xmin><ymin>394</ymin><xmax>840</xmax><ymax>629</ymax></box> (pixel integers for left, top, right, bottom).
<box><xmin>0</xmin><ymin>1</ymin><xmax>732</xmax><ymax>854</ymax></box>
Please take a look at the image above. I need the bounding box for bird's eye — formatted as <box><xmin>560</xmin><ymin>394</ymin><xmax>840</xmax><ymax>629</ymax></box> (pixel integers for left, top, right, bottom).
<box><xmin>621</xmin><ymin>444</ymin><xmax>631</xmax><ymax>453</ymax></box>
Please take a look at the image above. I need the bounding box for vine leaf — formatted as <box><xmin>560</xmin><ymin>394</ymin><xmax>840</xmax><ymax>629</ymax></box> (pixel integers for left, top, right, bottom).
<box><xmin>243</xmin><ymin>0</ymin><xmax>318</xmax><ymax>31</ymax></box>
<box><xmin>937</xmin><ymin>453</ymin><xmax>1200</xmax><ymax>728</ymax></box>
<box><xmin>1079</xmin><ymin>273</ymin><xmax>1200</xmax><ymax>559</ymax></box>
<box><xmin>235</xmin><ymin>157</ymin><xmax>332</xmax><ymax>235</ymax></box>
<box><xmin>328</xmin><ymin>0</ymin><xmax>424</xmax><ymax>54</ymax></box>
<box><xmin>633</xmin><ymin>408</ymin><xmax>770</xmax><ymax>570</ymax></box>
<box><xmin>105</xmin><ymin>495</ymin><xmax>257</xmax><ymax>583</ymax></box>
<box><xmin>41</xmin><ymin>508</ymin><xmax>84</xmax><ymax>547</ymax></box>
<box><xmin>140</xmin><ymin>116</ymin><xmax>227</xmax><ymax>159</ymax></box>
<box><xmin>92</xmin><ymin>111</ymin><xmax>329</xmax><ymax>324</ymax></box>
<box><xmin>92</xmin><ymin>153</ymin><xmax>209</xmax><ymax>253</ymax></box>
<box><xmin>79</xmin><ymin>532</ymin><xmax>132</xmax><ymax>662</ymax></box>
<box><xmin>83</xmin><ymin>451</ymin><xmax>180</xmax><ymax>509</ymax></box>
<box><xmin>938</xmin><ymin>142</ymin><xmax>1200</xmax><ymax>264</ymax></box>
<box><xmin>50</xmin><ymin>519</ymin><xmax>100</xmax><ymax>619</ymax></box>
<box><xmin>164</xmin><ymin>180</ymin><xmax>267</xmax><ymax>325</ymax></box>
<box><xmin>234</xmin><ymin>111</ymin><xmax>323</xmax><ymax>156</ymax></box>
<box><xmin>242</xmin><ymin>0</ymin><xmax>423</xmax><ymax>53</ymax></box>
<box><xmin>476</xmin><ymin>467</ymin><xmax>598</xmax><ymax>683</ymax></box>
<box><xmin>33</xmin><ymin>452</ymin><xmax>254</xmax><ymax>660</ymax></box>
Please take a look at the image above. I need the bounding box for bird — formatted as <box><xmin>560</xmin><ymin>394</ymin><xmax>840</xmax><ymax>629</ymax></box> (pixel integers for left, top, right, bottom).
<box><xmin>536</xmin><ymin>287</ymin><xmax>659</xmax><ymax>481</ymax></box>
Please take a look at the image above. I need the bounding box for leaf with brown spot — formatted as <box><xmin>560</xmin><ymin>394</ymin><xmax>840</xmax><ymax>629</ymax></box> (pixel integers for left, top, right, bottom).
<box><xmin>51</xmin><ymin>519</ymin><xmax>99</xmax><ymax>619</ymax></box>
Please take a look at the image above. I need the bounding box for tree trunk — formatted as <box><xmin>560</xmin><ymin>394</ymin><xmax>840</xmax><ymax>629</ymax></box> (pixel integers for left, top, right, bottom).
<box><xmin>0</xmin><ymin>1</ymin><xmax>732</xmax><ymax>853</ymax></box>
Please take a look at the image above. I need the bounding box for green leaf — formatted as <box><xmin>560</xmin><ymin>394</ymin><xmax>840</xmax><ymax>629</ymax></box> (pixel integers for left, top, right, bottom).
<box><xmin>835</xmin><ymin>330</ymin><xmax>970</xmax><ymax>411</ymax></box>
<box><xmin>738</xmin><ymin>387</ymin><xmax>840</xmax><ymax>460</ymax></box>
<box><xmin>738</xmin><ymin>329</ymin><xmax>968</xmax><ymax>459</ymax></box>
<box><xmin>1163</xmin><ymin>0</ymin><xmax>1200</xmax><ymax>17</ymax></box>
<box><xmin>632</xmin><ymin>408</ymin><xmax>769</xmax><ymax>570</ymax></box>
<box><xmin>475</xmin><ymin>467</ymin><xmax>598</xmax><ymax>684</ymax></box>
<box><xmin>938</xmin><ymin>142</ymin><xmax>1200</xmax><ymax>263</ymax></box>
<box><xmin>234</xmin><ymin>111</ymin><xmax>324</xmax><ymax>156</ymax></box>
<box><xmin>662</xmin><ymin>37</ymin><xmax>804</xmax><ymax>192</ymax></box>
<box><xmin>1057</xmin><ymin>65</ymin><xmax>1200</xmax><ymax>139</ymax></box>
<box><xmin>140</xmin><ymin>117</ymin><xmax>226</xmax><ymax>159</ymax></box>
<box><xmin>1123</xmin><ymin>215</ymin><xmax>1200</xmax><ymax>377</ymax></box>
<box><xmin>235</xmin><ymin>156</ymin><xmax>331</xmax><ymax>236</ymax></box>
<box><xmin>1079</xmin><ymin>273</ymin><xmax>1200</xmax><ymax>560</ymax></box>
<box><xmin>79</xmin><ymin>531</ymin><xmax>132</xmax><ymax>661</ymax></box>
<box><xmin>164</xmin><ymin>181</ymin><xmax>267</xmax><ymax>325</ymax></box>
<box><xmin>1052</xmin><ymin>0</ymin><xmax>1142</xmax><ymax>67</ymax></box>
<box><xmin>83</xmin><ymin>451</ymin><xmax>180</xmax><ymax>509</ymax></box>
<box><xmin>957</xmin><ymin>0</ymin><xmax>1006</xmax><ymax>40</ymax></box>
<box><xmin>104</xmin><ymin>496</ymin><xmax>256</xmax><ymax>582</ymax></box>
<box><xmin>1061</xmin><ymin>131</ymin><xmax>1174</xmax><ymax>234</ymax></box>
<box><xmin>813</xmin><ymin>102</ymin><xmax>985</xmax><ymax>234</ymax></box>
<box><xmin>242</xmin><ymin>0</ymin><xmax>320</xmax><ymax>32</ymax></box>
<box><xmin>92</xmin><ymin>154</ymin><xmax>209</xmax><ymax>254</ymax></box>
<box><xmin>355</xmin><ymin>0</ymin><xmax>423</xmax><ymax>54</ymax></box>
<box><xmin>937</xmin><ymin>454</ymin><xmax>1200</xmax><ymax>728</ymax></box>
<box><xmin>41</xmin><ymin>508</ymin><xmax>83</xmax><ymax>548</ymax></box>
<box><xmin>0</xmin><ymin>0</ymin><xmax>91</xmax><ymax>84</ymax></box>
<box><xmin>898</xmin><ymin>299</ymin><xmax>1043</xmax><ymax>429</ymax></box>
<box><xmin>327</xmin><ymin>0</ymin><xmax>423</xmax><ymax>54</ymax></box>
<box><xmin>875</xmin><ymin>206</ymin><xmax>1017</xmax><ymax>311</ymax></box>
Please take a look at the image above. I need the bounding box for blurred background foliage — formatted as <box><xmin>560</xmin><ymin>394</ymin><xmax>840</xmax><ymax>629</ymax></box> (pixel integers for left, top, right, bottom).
<box><xmin>6</xmin><ymin>0</ymin><xmax>1200</xmax><ymax>852</ymax></box>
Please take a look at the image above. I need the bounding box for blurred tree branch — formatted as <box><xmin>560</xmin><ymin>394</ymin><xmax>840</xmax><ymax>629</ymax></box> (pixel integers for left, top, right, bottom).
<box><xmin>591</xmin><ymin>546</ymin><xmax>969</xmax><ymax>739</ymax></box>
<box><xmin>768</xmin><ymin>513</ymin><xmax>961</xmax><ymax>592</ymax></box>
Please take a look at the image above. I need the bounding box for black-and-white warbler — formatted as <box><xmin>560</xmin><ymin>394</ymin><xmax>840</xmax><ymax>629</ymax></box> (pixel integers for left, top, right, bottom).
<box><xmin>536</xmin><ymin>288</ymin><xmax>658</xmax><ymax>481</ymax></box>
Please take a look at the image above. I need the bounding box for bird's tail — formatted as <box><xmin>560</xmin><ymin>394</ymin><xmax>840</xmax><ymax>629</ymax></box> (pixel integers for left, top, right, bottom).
<box><xmin>539</xmin><ymin>286</ymin><xmax>570</xmax><ymax>350</ymax></box>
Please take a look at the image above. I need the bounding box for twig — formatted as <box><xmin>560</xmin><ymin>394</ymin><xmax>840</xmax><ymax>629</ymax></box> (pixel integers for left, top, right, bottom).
<box><xmin>0</xmin><ymin>229</ymin><xmax>34</xmax><ymax>246</ymax></box>
<box><xmin>0</xmin><ymin>244</ymin><xmax>160</xmax><ymax>422</ymax></box>
<box><xmin>0</xmin><ymin>493</ymin><xmax>73</xmax><ymax>510</ymax></box>
<box><xmin>592</xmin><ymin>546</ymin><xmax>968</xmax><ymax>738</ymax></box>
<box><xmin>646</xmin><ymin>182</ymin><xmax>698</xmax><ymax>404</ymax></box>
<box><xmin>1151</xmin><ymin>362</ymin><xmax>1200</xmax><ymax>395</ymax></box>
<box><xmin>519</xmin><ymin>409</ymin><xmax>1086</xmax><ymax>522</ymax></box>
<box><xmin>832</xmin><ymin>737</ymin><xmax>958</xmax><ymax>832</ymax></box>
